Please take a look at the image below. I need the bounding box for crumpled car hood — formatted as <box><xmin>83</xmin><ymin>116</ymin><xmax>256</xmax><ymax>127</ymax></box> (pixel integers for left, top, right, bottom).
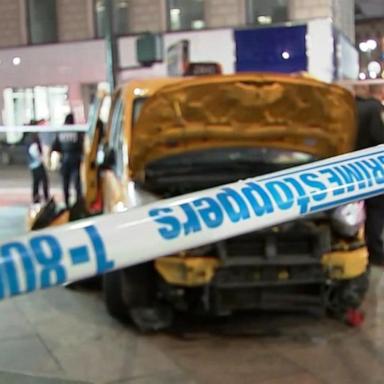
<box><xmin>130</xmin><ymin>73</ymin><xmax>356</xmax><ymax>178</ymax></box>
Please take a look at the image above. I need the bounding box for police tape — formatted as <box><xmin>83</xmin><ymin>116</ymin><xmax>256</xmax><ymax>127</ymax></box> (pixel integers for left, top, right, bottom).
<box><xmin>1</xmin><ymin>145</ymin><xmax>384</xmax><ymax>300</ymax></box>
<box><xmin>0</xmin><ymin>125</ymin><xmax>88</xmax><ymax>133</ymax></box>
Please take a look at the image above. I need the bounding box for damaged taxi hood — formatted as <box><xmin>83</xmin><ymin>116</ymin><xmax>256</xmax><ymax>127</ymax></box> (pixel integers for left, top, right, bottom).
<box><xmin>130</xmin><ymin>73</ymin><xmax>356</xmax><ymax>176</ymax></box>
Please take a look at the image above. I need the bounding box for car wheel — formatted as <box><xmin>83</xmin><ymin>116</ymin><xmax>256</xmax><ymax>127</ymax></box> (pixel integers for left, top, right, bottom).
<box><xmin>103</xmin><ymin>263</ymin><xmax>155</xmax><ymax>322</ymax></box>
<box><xmin>326</xmin><ymin>271</ymin><xmax>369</xmax><ymax>318</ymax></box>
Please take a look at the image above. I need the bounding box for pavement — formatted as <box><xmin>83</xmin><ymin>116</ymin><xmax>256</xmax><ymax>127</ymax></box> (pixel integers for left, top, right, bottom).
<box><xmin>1</xmin><ymin>166</ymin><xmax>384</xmax><ymax>383</ymax></box>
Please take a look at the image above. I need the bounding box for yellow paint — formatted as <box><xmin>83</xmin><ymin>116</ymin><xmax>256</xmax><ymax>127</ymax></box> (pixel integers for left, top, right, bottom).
<box><xmin>278</xmin><ymin>269</ymin><xmax>290</xmax><ymax>280</ymax></box>
<box><xmin>93</xmin><ymin>73</ymin><xmax>356</xmax><ymax>214</ymax></box>
<box><xmin>322</xmin><ymin>247</ymin><xmax>368</xmax><ymax>280</ymax></box>
<box><xmin>127</xmin><ymin>73</ymin><xmax>356</xmax><ymax>179</ymax></box>
<box><xmin>155</xmin><ymin>256</ymin><xmax>220</xmax><ymax>286</ymax></box>
<box><xmin>97</xmin><ymin>73</ymin><xmax>364</xmax><ymax>285</ymax></box>
<box><xmin>50</xmin><ymin>211</ymin><xmax>70</xmax><ymax>227</ymax></box>
<box><xmin>83</xmin><ymin>90</ymin><xmax>108</xmax><ymax>212</ymax></box>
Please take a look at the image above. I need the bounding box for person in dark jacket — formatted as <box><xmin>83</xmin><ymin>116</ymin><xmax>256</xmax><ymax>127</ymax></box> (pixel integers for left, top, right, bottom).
<box><xmin>52</xmin><ymin>113</ymin><xmax>84</xmax><ymax>208</ymax></box>
<box><xmin>355</xmin><ymin>84</ymin><xmax>384</xmax><ymax>265</ymax></box>
<box><xmin>355</xmin><ymin>85</ymin><xmax>384</xmax><ymax>150</ymax></box>
<box><xmin>27</xmin><ymin>132</ymin><xmax>49</xmax><ymax>204</ymax></box>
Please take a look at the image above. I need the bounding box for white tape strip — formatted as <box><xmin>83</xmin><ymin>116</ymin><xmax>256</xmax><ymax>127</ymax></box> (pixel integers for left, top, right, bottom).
<box><xmin>0</xmin><ymin>145</ymin><xmax>384</xmax><ymax>299</ymax></box>
<box><xmin>0</xmin><ymin>125</ymin><xmax>88</xmax><ymax>133</ymax></box>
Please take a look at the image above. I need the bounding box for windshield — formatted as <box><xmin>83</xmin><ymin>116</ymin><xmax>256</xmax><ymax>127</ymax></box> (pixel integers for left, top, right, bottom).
<box><xmin>87</xmin><ymin>95</ymin><xmax>111</xmax><ymax>140</ymax></box>
<box><xmin>143</xmin><ymin>147</ymin><xmax>318</xmax><ymax>196</ymax></box>
<box><xmin>146</xmin><ymin>147</ymin><xmax>317</xmax><ymax>168</ymax></box>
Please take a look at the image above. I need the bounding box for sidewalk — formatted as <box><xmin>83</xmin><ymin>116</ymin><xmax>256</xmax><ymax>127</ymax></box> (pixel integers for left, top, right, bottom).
<box><xmin>0</xmin><ymin>165</ymin><xmax>63</xmax><ymax>206</ymax></box>
<box><xmin>1</xmin><ymin>167</ymin><xmax>384</xmax><ymax>384</ymax></box>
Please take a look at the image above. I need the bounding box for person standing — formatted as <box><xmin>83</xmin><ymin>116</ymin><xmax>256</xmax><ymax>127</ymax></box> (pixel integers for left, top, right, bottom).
<box><xmin>52</xmin><ymin>113</ymin><xmax>84</xmax><ymax>208</ymax></box>
<box><xmin>27</xmin><ymin>132</ymin><xmax>49</xmax><ymax>204</ymax></box>
<box><xmin>355</xmin><ymin>85</ymin><xmax>384</xmax><ymax>265</ymax></box>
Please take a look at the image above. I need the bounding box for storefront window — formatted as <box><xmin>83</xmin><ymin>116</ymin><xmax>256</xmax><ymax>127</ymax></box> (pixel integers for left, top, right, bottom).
<box><xmin>95</xmin><ymin>0</ymin><xmax>130</xmax><ymax>38</ymax></box>
<box><xmin>167</xmin><ymin>0</ymin><xmax>205</xmax><ymax>31</ymax></box>
<box><xmin>247</xmin><ymin>0</ymin><xmax>288</xmax><ymax>25</ymax></box>
<box><xmin>28</xmin><ymin>0</ymin><xmax>58</xmax><ymax>44</ymax></box>
<box><xmin>3</xmin><ymin>86</ymin><xmax>69</xmax><ymax>144</ymax></box>
<box><xmin>3</xmin><ymin>86</ymin><xmax>69</xmax><ymax>126</ymax></box>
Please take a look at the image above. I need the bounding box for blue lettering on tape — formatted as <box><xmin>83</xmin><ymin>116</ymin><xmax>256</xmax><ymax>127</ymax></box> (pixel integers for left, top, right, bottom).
<box><xmin>69</xmin><ymin>246</ymin><xmax>90</xmax><ymax>265</ymax></box>
<box><xmin>265</xmin><ymin>180</ymin><xmax>294</xmax><ymax>210</ymax></box>
<box><xmin>149</xmin><ymin>208</ymin><xmax>181</xmax><ymax>240</ymax></box>
<box><xmin>0</xmin><ymin>224</ymin><xmax>111</xmax><ymax>297</ymax></box>
<box><xmin>0</xmin><ymin>242</ymin><xmax>34</xmax><ymax>296</ymax></box>
<box><xmin>362</xmin><ymin>158</ymin><xmax>384</xmax><ymax>184</ymax></box>
<box><xmin>241</xmin><ymin>182</ymin><xmax>274</xmax><ymax>217</ymax></box>
<box><xmin>181</xmin><ymin>203</ymin><xmax>202</xmax><ymax>235</ymax></box>
<box><xmin>193</xmin><ymin>197</ymin><xmax>224</xmax><ymax>228</ymax></box>
<box><xmin>149</xmin><ymin>208</ymin><xmax>180</xmax><ymax>240</ymax></box>
<box><xmin>84</xmin><ymin>225</ymin><xmax>114</xmax><ymax>274</ymax></box>
<box><xmin>319</xmin><ymin>168</ymin><xmax>345</xmax><ymax>196</ymax></box>
<box><xmin>283</xmin><ymin>177</ymin><xmax>310</xmax><ymax>214</ymax></box>
<box><xmin>30</xmin><ymin>235</ymin><xmax>66</xmax><ymax>288</ymax></box>
<box><xmin>217</xmin><ymin>188</ymin><xmax>250</xmax><ymax>222</ymax></box>
<box><xmin>150</xmin><ymin>153</ymin><xmax>384</xmax><ymax>240</ymax></box>
<box><xmin>3</xmin><ymin>242</ymin><xmax>36</xmax><ymax>293</ymax></box>
<box><xmin>299</xmin><ymin>172</ymin><xmax>327</xmax><ymax>203</ymax></box>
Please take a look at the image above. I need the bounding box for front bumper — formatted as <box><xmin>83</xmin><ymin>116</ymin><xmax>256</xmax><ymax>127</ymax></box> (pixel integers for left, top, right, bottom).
<box><xmin>154</xmin><ymin>228</ymin><xmax>368</xmax><ymax>315</ymax></box>
<box><xmin>155</xmin><ymin>245</ymin><xmax>368</xmax><ymax>287</ymax></box>
<box><xmin>322</xmin><ymin>247</ymin><xmax>368</xmax><ymax>280</ymax></box>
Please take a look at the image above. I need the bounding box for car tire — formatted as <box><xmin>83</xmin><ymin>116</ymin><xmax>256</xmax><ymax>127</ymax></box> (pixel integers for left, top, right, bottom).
<box><xmin>326</xmin><ymin>271</ymin><xmax>369</xmax><ymax>318</ymax></box>
<box><xmin>103</xmin><ymin>269</ymin><xmax>128</xmax><ymax>320</ymax></box>
<box><xmin>103</xmin><ymin>263</ymin><xmax>155</xmax><ymax>322</ymax></box>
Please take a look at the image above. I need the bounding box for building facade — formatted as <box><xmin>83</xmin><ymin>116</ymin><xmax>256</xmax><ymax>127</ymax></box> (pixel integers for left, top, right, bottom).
<box><xmin>0</xmin><ymin>0</ymin><xmax>356</xmax><ymax>125</ymax></box>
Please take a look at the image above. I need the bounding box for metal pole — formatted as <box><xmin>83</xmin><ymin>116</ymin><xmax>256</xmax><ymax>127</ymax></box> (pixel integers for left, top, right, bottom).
<box><xmin>105</xmin><ymin>0</ymin><xmax>118</xmax><ymax>90</ymax></box>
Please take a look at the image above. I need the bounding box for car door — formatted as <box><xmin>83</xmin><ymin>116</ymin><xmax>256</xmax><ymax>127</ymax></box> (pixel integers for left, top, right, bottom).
<box><xmin>101</xmin><ymin>90</ymin><xmax>128</xmax><ymax>213</ymax></box>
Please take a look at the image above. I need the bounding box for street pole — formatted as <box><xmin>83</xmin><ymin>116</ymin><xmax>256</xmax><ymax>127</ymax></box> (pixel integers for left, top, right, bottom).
<box><xmin>105</xmin><ymin>0</ymin><xmax>118</xmax><ymax>90</ymax></box>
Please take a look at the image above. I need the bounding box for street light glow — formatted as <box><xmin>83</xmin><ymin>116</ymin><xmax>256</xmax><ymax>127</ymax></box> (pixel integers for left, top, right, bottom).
<box><xmin>281</xmin><ymin>51</ymin><xmax>290</xmax><ymax>60</ymax></box>
<box><xmin>359</xmin><ymin>42</ymin><xmax>368</xmax><ymax>52</ymax></box>
<box><xmin>359</xmin><ymin>39</ymin><xmax>378</xmax><ymax>53</ymax></box>
<box><xmin>12</xmin><ymin>57</ymin><xmax>21</xmax><ymax>66</ymax></box>
<box><xmin>366</xmin><ymin>39</ymin><xmax>378</xmax><ymax>51</ymax></box>
<box><xmin>369</xmin><ymin>71</ymin><xmax>378</xmax><ymax>79</ymax></box>
<box><xmin>170</xmin><ymin>8</ymin><xmax>181</xmax><ymax>16</ymax></box>
<box><xmin>257</xmin><ymin>15</ymin><xmax>272</xmax><ymax>24</ymax></box>
<box><xmin>368</xmin><ymin>60</ymin><xmax>381</xmax><ymax>75</ymax></box>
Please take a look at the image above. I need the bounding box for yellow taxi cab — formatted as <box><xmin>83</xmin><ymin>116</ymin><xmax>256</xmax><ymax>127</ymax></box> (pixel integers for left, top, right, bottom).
<box><xmin>83</xmin><ymin>73</ymin><xmax>369</xmax><ymax>330</ymax></box>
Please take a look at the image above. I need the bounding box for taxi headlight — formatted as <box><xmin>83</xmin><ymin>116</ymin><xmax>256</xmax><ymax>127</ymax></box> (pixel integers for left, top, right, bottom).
<box><xmin>331</xmin><ymin>201</ymin><xmax>365</xmax><ymax>237</ymax></box>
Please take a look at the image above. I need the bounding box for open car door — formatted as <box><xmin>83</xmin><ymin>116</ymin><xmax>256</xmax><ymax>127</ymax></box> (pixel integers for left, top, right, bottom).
<box><xmin>29</xmin><ymin>92</ymin><xmax>110</xmax><ymax>230</ymax></box>
<box><xmin>83</xmin><ymin>91</ymin><xmax>110</xmax><ymax>214</ymax></box>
